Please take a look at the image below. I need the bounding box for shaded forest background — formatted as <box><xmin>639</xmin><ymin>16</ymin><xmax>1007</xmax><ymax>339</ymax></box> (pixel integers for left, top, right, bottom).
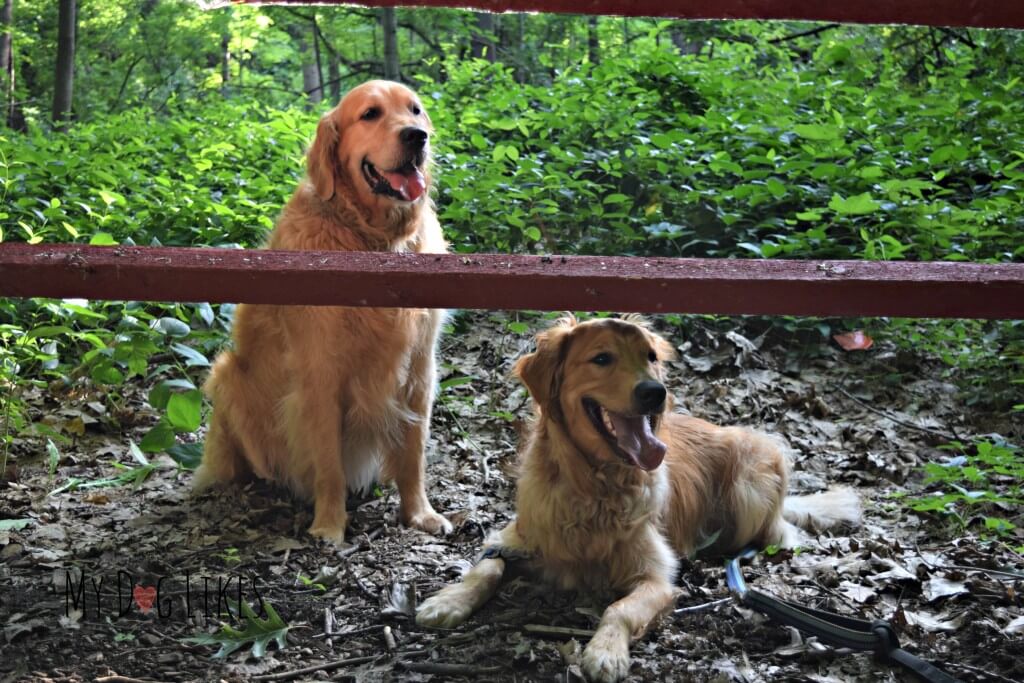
<box><xmin>0</xmin><ymin>2</ymin><xmax>1022</xmax><ymax>540</ymax></box>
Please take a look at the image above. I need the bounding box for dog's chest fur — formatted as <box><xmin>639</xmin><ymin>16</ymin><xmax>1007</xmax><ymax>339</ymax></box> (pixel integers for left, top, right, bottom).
<box><xmin>516</xmin><ymin>442</ymin><xmax>670</xmax><ymax>591</ymax></box>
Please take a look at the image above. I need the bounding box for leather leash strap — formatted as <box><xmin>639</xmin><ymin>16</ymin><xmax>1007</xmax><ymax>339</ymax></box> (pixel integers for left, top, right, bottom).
<box><xmin>725</xmin><ymin>548</ymin><xmax>960</xmax><ymax>683</ymax></box>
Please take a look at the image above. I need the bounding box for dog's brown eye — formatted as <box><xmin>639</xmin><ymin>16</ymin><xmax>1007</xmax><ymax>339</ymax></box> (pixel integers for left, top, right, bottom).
<box><xmin>361</xmin><ymin>107</ymin><xmax>381</xmax><ymax>121</ymax></box>
<box><xmin>648</xmin><ymin>351</ymin><xmax>658</xmax><ymax>363</ymax></box>
<box><xmin>411</xmin><ymin>104</ymin><xmax>422</xmax><ymax>116</ymax></box>
<box><xmin>590</xmin><ymin>353</ymin><xmax>613</xmax><ymax>366</ymax></box>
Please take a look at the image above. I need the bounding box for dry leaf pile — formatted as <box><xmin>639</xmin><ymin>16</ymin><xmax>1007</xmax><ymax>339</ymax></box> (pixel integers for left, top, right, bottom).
<box><xmin>1</xmin><ymin>312</ymin><xmax>1021</xmax><ymax>683</ymax></box>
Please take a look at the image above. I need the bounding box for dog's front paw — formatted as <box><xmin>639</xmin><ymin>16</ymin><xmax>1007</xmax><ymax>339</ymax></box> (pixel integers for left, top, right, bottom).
<box><xmin>309</xmin><ymin>519</ymin><xmax>348</xmax><ymax>545</ymax></box>
<box><xmin>416</xmin><ymin>587</ymin><xmax>473</xmax><ymax>629</ymax></box>
<box><xmin>582</xmin><ymin>627</ymin><xmax>631</xmax><ymax>683</ymax></box>
<box><xmin>405</xmin><ymin>508</ymin><xmax>453</xmax><ymax>536</ymax></box>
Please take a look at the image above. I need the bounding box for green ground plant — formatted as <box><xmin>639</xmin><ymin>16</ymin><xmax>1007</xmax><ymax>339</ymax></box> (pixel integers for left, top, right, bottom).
<box><xmin>901</xmin><ymin>440</ymin><xmax>1023</xmax><ymax>549</ymax></box>
<box><xmin>1</xmin><ymin>21</ymin><xmax>1020</xmax><ymax>527</ymax></box>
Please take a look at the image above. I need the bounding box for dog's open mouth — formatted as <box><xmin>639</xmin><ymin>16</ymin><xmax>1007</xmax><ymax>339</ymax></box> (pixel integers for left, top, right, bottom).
<box><xmin>582</xmin><ymin>398</ymin><xmax>667</xmax><ymax>471</ymax></box>
<box><xmin>362</xmin><ymin>158</ymin><xmax>426</xmax><ymax>202</ymax></box>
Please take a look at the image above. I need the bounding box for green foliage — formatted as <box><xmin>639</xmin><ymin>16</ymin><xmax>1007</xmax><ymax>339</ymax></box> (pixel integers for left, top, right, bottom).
<box><xmin>3</xmin><ymin>100</ymin><xmax>308</xmax><ymax>247</ymax></box>
<box><xmin>186</xmin><ymin>600</ymin><xmax>290</xmax><ymax>660</ymax></box>
<box><xmin>424</xmin><ymin>33</ymin><xmax>1023</xmax><ymax>262</ymax></box>
<box><xmin>49</xmin><ymin>442</ymin><xmax>158</xmax><ymax>495</ymax></box>
<box><xmin>904</xmin><ymin>440</ymin><xmax>1023</xmax><ymax>540</ymax></box>
<box><xmin>881</xmin><ymin>319</ymin><xmax>1024</xmax><ymax>411</ymax></box>
<box><xmin>1</xmin><ymin>14</ymin><xmax>1020</xmax><ymax>509</ymax></box>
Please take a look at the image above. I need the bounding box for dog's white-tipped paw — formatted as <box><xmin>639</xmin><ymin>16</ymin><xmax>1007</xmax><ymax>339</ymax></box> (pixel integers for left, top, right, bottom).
<box><xmin>582</xmin><ymin>630</ymin><xmax>631</xmax><ymax>683</ymax></box>
<box><xmin>309</xmin><ymin>523</ymin><xmax>348</xmax><ymax>545</ymax></box>
<box><xmin>405</xmin><ymin>509</ymin><xmax>454</xmax><ymax>536</ymax></box>
<box><xmin>415</xmin><ymin>590</ymin><xmax>473</xmax><ymax>629</ymax></box>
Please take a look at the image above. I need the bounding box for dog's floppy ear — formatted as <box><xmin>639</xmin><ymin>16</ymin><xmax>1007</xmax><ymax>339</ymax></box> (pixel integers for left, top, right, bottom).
<box><xmin>307</xmin><ymin>113</ymin><xmax>340</xmax><ymax>201</ymax></box>
<box><xmin>513</xmin><ymin>315</ymin><xmax>576</xmax><ymax>410</ymax></box>
<box><xmin>650</xmin><ymin>330</ymin><xmax>677</xmax><ymax>363</ymax></box>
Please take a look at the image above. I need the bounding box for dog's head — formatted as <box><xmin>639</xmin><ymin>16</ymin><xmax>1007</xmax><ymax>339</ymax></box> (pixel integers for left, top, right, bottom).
<box><xmin>514</xmin><ymin>316</ymin><xmax>677</xmax><ymax>471</ymax></box>
<box><xmin>306</xmin><ymin>80</ymin><xmax>433</xmax><ymax>221</ymax></box>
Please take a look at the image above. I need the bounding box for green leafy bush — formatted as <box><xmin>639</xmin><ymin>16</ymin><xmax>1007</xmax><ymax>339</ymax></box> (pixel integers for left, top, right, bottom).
<box><xmin>903</xmin><ymin>440</ymin><xmax>1023</xmax><ymax>545</ymax></box>
<box><xmin>2</xmin><ymin>28</ymin><xmax>1021</xmax><ymax>466</ymax></box>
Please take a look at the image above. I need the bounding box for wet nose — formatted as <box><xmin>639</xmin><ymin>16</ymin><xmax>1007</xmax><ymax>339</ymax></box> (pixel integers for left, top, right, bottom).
<box><xmin>400</xmin><ymin>126</ymin><xmax>428</xmax><ymax>149</ymax></box>
<box><xmin>633</xmin><ymin>380</ymin><xmax>666</xmax><ymax>414</ymax></box>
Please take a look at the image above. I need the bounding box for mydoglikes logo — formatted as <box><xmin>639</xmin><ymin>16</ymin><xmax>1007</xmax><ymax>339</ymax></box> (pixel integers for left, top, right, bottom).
<box><xmin>61</xmin><ymin>568</ymin><xmax>266</xmax><ymax>620</ymax></box>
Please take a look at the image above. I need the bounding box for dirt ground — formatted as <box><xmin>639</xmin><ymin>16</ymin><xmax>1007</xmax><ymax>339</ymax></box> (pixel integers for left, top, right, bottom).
<box><xmin>2</xmin><ymin>311</ymin><xmax>1022</xmax><ymax>683</ymax></box>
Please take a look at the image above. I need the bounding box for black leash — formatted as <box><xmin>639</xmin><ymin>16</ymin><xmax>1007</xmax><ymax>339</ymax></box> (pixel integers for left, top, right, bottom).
<box><xmin>724</xmin><ymin>548</ymin><xmax>961</xmax><ymax>683</ymax></box>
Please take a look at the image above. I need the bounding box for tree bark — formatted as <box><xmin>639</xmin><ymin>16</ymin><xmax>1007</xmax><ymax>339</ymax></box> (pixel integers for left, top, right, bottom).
<box><xmin>471</xmin><ymin>11</ymin><xmax>495</xmax><ymax>62</ymax></box>
<box><xmin>300</xmin><ymin>38</ymin><xmax>322</xmax><ymax>104</ymax></box>
<box><xmin>310</xmin><ymin>16</ymin><xmax>323</xmax><ymax>101</ymax></box>
<box><xmin>220</xmin><ymin>33</ymin><xmax>230</xmax><ymax>95</ymax></box>
<box><xmin>587</xmin><ymin>15</ymin><xmax>600</xmax><ymax>65</ymax></box>
<box><xmin>52</xmin><ymin>0</ymin><xmax>77</xmax><ymax>130</ymax></box>
<box><xmin>381</xmin><ymin>7</ymin><xmax>399</xmax><ymax>80</ymax></box>
<box><xmin>328</xmin><ymin>56</ymin><xmax>340</xmax><ymax>103</ymax></box>
<box><xmin>0</xmin><ymin>0</ymin><xmax>18</xmax><ymax>130</ymax></box>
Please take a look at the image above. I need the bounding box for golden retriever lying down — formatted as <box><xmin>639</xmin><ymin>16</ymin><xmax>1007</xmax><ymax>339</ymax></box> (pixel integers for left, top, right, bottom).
<box><xmin>417</xmin><ymin>316</ymin><xmax>860</xmax><ymax>682</ymax></box>
<box><xmin>194</xmin><ymin>81</ymin><xmax>451</xmax><ymax>542</ymax></box>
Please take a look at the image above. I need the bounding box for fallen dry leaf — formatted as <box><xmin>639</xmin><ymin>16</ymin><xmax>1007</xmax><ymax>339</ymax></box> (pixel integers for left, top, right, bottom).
<box><xmin>1003</xmin><ymin>615</ymin><xmax>1024</xmax><ymax>635</ymax></box>
<box><xmin>833</xmin><ymin>330</ymin><xmax>874</xmax><ymax>351</ymax></box>
<box><xmin>922</xmin><ymin>576</ymin><xmax>969</xmax><ymax>603</ymax></box>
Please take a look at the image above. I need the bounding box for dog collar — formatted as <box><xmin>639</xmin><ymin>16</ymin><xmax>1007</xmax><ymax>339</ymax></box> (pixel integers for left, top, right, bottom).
<box><xmin>479</xmin><ymin>545</ymin><xmax>532</xmax><ymax>563</ymax></box>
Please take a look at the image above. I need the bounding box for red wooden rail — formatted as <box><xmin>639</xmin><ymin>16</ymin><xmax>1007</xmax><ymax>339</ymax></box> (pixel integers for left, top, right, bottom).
<box><xmin>1</xmin><ymin>244</ymin><xmax>1022</xmax><ymax>319</ymax></box>
<box><xmin>234</xmin><ymin>0</ymin><xmax>1024</xmax><ymax>30</ymax></box>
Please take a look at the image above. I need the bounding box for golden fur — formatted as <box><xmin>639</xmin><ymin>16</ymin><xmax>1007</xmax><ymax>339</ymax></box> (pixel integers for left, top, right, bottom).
<box><xmin>417</xmin><ymin>316</ymin><xmax>860</xmax><ymax>682</ymax></box>
<box><xmin>194</xmin><ymin>81</ymin><xmax>451</xmax><ymax>542</ymax></box>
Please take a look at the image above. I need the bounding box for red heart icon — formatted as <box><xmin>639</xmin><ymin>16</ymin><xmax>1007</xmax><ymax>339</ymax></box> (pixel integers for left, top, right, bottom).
<box><xmin>133</xmin><ymin>584</ymin><xmax>157</xmax><ymax>613</ymax></box>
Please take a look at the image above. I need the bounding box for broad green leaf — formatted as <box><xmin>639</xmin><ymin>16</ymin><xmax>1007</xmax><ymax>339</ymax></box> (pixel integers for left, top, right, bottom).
<box><xmin>89</xmin><ymin>232</ymin><xmax>117</xmax><ymax>246</ymax></box>
<box><xmin>167</xmin><ymin>442</ymin><xmax>204</xmax><ymax>471</ymax></box>
<box><xmin>154</xmin><ymin>317</ymin><xmax>191</xmax><ymax>337</ymax></box>
<box><xmin>829</xmin><ymin>193</ymin><xmax>881</xmax><ymax>216</ymax></box>
<box><xmin>167</xmin><ymin>390</ymin><xmax>203</xmax><ymax>432</ymax></box>
<box><xmin>185</xmin><ymin>600</ymin><xmax>289</xmax><ymax>660</ymax></box>
<box><xmin>171</xmin><ymin>342</ymin><xmax>210</xmax><ymax>368</ymax></box>
<box><xmin>793</xmin><ymin>124</ymin><xmax>841</xmax><ymax>141</ymax></box>
<box><xmin>140</xmin><ymin>422</ymin><xmax>176</xmax><ymax>452</ymax></box>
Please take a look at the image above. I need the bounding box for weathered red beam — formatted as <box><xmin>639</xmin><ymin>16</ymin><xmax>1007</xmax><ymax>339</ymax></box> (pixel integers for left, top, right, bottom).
<box><xmin>1</xmin><ymin>244</ymin><xmax>1022</xmax><ymax>319</ymax></box>
<box><xmin>232</xmin><ymin>0</ymin><xmax>1024</xmax><ymax>30</ymax></box>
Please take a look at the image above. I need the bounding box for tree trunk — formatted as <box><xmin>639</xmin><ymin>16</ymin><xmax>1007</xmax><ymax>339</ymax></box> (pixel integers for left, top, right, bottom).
<box><xmin>514</xmin><ymin>12</ymin><xmax>526</xmax><ymax>83</ymax></box>
<box><xmin>310</xmin><ymin>17</ymin><xmax>323</xmax><ymax>102</ymax></box>
<box><xmin>1</xmin><ymin>0</ymin><xmax>18</xmax><ymax>130</ymax></box>
<box><xmin>381</xmin><ymin>7</ymin><xmax>399</xmax><ymax>81</ymax></box>
<box><xmin>52</xmin><ymin>0</ymin><xmax>76</xmax><ymax>130</ymax></box>
<box><xmin>471</xmin><ymin>11</ymin><xmax>495</xmax><ymax>62</ymax></box>
<box><xmin>328</xmin><ymin>57</ymin><xmax>340</xmax><ymax>104</ymax></box>
<box><xmin>300</xmin><ymin>39</ymin><xmax>321</xmax><ymax>105</ymax></box>
<box><xmin>220</xmin><ymin>33</ymin><xmax>230</xmax><ymax>95</ymax></box>
<box><xmin>587</xmin><ymin>16</ymin><xmax>600</xmax><ymax>65</ymax></box>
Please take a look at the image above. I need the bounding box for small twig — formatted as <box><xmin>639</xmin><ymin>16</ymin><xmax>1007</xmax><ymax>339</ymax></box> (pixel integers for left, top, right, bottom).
<box><xmin>946</xmin><ymin>662</ymin><xmax>1019</xmax><ymax>683</ymax></box>
<box><xmin>251</xmin><ymin>655</ymin><xmax>379</xmax><ymax>681</ymax></box>
<box><xmin>932</xmin><ymin>564</ymin><xmax>1024</xmax><ymax>580</ymax></box>
<box><xmin>769</xmin><ymin>23</ymin><xmax>840</xmax><ymax>44</ymax></box>
<box><xmin>397</xmin><ymin>661</ymin><xmax>505</xmax><ymax>676</ymax></box>
<box><xmin>834</xmin><ymin>386</ymin><xmax>959</xmax><ymax>442</ymax></box>
<box><xmin>337</xmin><ymin>525</ymin><xmax>384</xmax><ymax>559</ymax></box>
<box><xmin>523</xmin><ymin>623</ymin><xmax>595</xmax><ymax>639</ymax></box>
<box><xmin>674</xmin><ymin>597</ymin><xmax>732</xmax><ymax>615</ymax></box>
<box><xmin>95</xmin><ymin>676</ymin><xmax>158</xmax><ymax>683</ymax></box>
<box><xmin>383</xmin><ymin>624</ymin><xmax>397</xmax><ymax>651</ymax></box>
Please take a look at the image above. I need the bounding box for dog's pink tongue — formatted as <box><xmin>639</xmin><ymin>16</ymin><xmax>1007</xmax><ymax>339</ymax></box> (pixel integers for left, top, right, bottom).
<box><xmin>609</xmin><ymin>413</ymin><xmax>667</xmax><ymax>470</ymax></box>
<box><xmin>380</xmin><ymin>168</ymin><xmax>426</xmax><ymax>201</ymax></box>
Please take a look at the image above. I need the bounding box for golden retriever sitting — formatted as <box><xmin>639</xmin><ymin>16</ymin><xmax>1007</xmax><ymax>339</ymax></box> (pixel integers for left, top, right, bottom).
<box><xmin>194</xmin><ymin>81</ymin><xmax>451</xmax><ymax>542</ymax></box>
<box><xmin>417</xmin><ymin>316</ymin><xmax>859</xmax><ymax>682</ymax></box>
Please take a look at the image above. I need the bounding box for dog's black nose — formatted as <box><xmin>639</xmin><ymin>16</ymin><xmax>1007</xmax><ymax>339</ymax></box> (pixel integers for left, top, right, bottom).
<box><xmin>400</xmin><ymin>126</ymin><xmax>428</xmax><ymax>149</ymax></box>
<box><xmin>633</xmin><ymin>380</ymin><xmax>667</xmax><ymax>413</ymax></box>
